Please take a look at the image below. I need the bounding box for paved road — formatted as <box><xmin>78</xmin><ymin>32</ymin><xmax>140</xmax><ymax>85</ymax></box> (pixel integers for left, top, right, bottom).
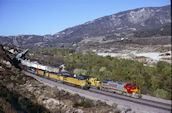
<box><xmin>23</xmin><ymin>71</ymin><xmax>172</xmax><ymax>113</ymax></box>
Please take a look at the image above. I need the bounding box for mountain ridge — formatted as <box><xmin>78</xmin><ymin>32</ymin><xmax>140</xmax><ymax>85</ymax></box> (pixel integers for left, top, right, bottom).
<box><xmin>0</xmin><ymin>5</ymin><xmax>171</xmax><ymax>49</ymax></box>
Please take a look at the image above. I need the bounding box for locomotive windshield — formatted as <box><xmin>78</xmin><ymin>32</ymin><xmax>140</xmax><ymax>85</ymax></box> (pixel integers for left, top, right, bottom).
<box><xmin>126</xmin><ymin>83</ymin><xmax>136</xmax><ymax>87</ymax></box>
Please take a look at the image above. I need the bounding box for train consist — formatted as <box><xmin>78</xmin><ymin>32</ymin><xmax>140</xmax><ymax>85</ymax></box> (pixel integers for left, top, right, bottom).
<box><xmin>17</xmin><ymin>50</ymin><xmax>141</xmax><ymax>98</ymax></box>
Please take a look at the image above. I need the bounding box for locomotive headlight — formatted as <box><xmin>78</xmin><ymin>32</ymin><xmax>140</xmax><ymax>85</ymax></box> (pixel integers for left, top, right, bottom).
<box><xmin>132</xmin><ymin>92</ymin><xmax>136</xmax><ymax>98</ymax></box>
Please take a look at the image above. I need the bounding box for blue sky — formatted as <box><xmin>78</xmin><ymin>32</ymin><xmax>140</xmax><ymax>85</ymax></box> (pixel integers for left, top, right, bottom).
<box><xmin>0</xmin><ymin>0</ymin><xmax>170</xmax><ymax>36</ymax></box>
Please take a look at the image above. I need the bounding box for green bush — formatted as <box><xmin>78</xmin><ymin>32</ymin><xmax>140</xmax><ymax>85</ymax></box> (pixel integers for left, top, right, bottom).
<box><xmin>153</xmin><ymin>89</ymin><xmax>169</xmax><ymax>99</ymax></box>
<box><xmin>73</xmin><ymin>68</ymin><xmax>87</xmax><ymax>75</ymax></box>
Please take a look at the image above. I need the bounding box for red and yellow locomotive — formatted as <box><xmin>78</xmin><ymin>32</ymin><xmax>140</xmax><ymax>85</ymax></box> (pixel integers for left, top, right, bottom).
<box><xmin>100</xmin><ymin>80</ymin><xmax>141</xmax><ymax>98</ymax></box>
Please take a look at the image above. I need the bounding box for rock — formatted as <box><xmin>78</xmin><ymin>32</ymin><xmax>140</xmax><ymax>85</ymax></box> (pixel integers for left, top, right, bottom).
<box><xmin>37</xmin><ymin>94</ymin><xmax>47</xmax><ymax>104</ymax></box>
<box><xmin>2</xmin><ymin>60</ymin><xmax>11</xmax><ymax>67</ymax></box>
<box><xmin>27</xmin><ymin>86</ymin><xmax>34</xmax><ymax>92</ymax></box>
<box><xmin>6</xmin><ymin>83</ymin><xmax>14</xmax><ymax>89</ymax></box>
<box><xmin>0</xmin><ymin>66</ymin><xmax>5</xmax><ymax>71</ymax></box>
<box><xmin>10</xmin><ymin>75</ymin><xmax>16</xmax><ymax>80</ymax></box>
<box><xmin>117</xmin><ymin>105</ymin><xmax>132</xmax><ymax>113</ymax></box>
<box><xmin>75</xmin><ymin>109</ymin><xmax>84</xmax><ymax>113</ymax></box>
<box><xmin>75</xmin><ymin>98</ymin><xmax>83</xmax><ymax>104</ymax></box>
<box><xmin>63</xmin><ymin>99</ymin><xmax>73</xmax><ymax>106</ymax></box>
<box><xmin>112</xmin><ymin>102</ymin><xmax>118</xmax><ymax>109</ymax></box>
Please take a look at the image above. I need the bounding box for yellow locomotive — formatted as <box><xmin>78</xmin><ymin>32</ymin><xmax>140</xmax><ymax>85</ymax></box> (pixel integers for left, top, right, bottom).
<box><xmin>33</xmin><ymin>68</ymin><xmax>90</xmax><ymax>89</ymax></box>
<box><xmin>78</xmin><ymin>75</ymin><xmax>101</xmax><ymax>89</ymax></box>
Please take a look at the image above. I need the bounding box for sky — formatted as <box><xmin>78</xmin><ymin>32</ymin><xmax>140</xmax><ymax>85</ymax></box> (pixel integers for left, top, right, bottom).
<box><xmin>0</xmin><ymin>0</ymin><xmax>171</xmax><ymax>36</ymax></box>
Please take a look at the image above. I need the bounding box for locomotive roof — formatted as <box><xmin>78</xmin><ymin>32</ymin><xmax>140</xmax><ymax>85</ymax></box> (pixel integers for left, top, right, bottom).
<box><xmin>79</xmin><ymin>75</ymin><xmax>92</xmax><ymax>79</ymax></box>
<box><xmin>102</xmin><ymin>80</ymin><xmax>128</xmax><ymax>85</ymax></box>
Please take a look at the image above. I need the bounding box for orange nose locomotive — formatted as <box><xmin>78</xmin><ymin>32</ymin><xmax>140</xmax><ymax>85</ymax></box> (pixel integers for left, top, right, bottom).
<box><xmin>100</xmin><ymin>80</ymin><xmax>141</xmax><ymax>98</ymax></box>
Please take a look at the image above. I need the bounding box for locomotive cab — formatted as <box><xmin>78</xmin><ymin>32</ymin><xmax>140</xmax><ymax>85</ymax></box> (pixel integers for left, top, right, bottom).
<box><xmin>89</xmin><ymin>78</ymin><xmax>101</xmax><ymax>89</ymax></box>
<box><xmin>124</xmin><ymin>83</ymin><xmax>141</xmax><ymax>98</ymax></box>
<box><xmin>78</xmin><ymin>75</ymin><xmax>101</xmax><ymax>88</ymax></box>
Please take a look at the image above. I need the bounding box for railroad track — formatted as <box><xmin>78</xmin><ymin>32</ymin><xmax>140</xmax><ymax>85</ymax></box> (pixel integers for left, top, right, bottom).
<box><xmin>23</xmin><ymin>71</ymin><xmax>172</xmax><ymax>113</ymax></box>
<box><xmin>89</xmin><ymin>88</ymin><xmax>171</xmax><ymax>111</ymax></box>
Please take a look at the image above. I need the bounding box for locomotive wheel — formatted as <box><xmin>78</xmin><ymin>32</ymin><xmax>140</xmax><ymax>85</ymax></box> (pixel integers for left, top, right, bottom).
<box><xmin>81</xmin><ymin>86</ymin><xmax>85</xmax><ymax>89</ymax></box>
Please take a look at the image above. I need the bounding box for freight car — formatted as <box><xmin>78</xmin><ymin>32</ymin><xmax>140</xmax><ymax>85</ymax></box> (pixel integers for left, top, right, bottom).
<box><xmin>100</xmin><ymin>80</ymin><xmax>141</xmax><ymax>98</ymax></box>
<box><xmin>21</xmin><ymin>59</ymin><xmax>64</xmax><ymax>73</ymax></box>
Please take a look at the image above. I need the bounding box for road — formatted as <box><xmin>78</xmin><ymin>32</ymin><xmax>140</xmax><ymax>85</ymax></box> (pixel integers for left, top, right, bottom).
<box><xmin>23</xmin><ymin>71</ymin><xmax>172</xmax><ymax>113</ymax></box>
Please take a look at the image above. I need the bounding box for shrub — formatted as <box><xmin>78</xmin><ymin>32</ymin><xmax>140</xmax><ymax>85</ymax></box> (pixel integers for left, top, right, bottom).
<box><xmin>73</xmin><ymin>68</ymin><xmax>87</xmax><ymax>75</ymax></box>
<box><xmin>73</xmin><ymin>101</ymin><xmax>91</xmax><ymax>108</ymax></box>
<box><xmin>153</xmin><ymin>89</ymin><xmax>169</xmax><ymax>99</ymax></box>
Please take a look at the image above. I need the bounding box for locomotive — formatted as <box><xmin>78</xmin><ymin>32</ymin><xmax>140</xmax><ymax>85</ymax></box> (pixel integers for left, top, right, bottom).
<box><xmin>78</xmin><ymin>75</ymin><xmax>101</xmax><ymax>89</ymax></box>
<box><xmin>17</xmin><ymin>49</ymin><xmax>141</xmax><ymax>98</ymax></box>
<box><xmin>101</xmin><ymin>80</ymin><xmax>141</xmax><ymax>98</ymax></box>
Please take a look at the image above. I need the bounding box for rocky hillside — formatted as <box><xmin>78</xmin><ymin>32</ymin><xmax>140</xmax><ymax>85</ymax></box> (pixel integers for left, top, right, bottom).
<box><xmin>0</xmin><ymin>5</ymin><xmax>171</xmax><ymax>49</ymax></box>
<box><xmin>134</xmin><ymin>23</ymin><xmax>171</xmax><ymax>38</ymax></box>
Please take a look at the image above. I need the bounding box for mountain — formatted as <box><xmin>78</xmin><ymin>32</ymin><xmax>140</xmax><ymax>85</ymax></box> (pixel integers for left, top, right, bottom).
<box><xmin>0</xmin><ymin>5</ymin><xmax>171</xmax><ymax>49</ymax></box>
<box><xmin>53</xmin><ymin>5</ymin><xmax>171</xmax><ymax>42</ymax></box>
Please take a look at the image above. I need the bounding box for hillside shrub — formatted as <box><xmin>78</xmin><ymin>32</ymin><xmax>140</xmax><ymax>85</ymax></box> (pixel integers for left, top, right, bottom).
<box><xmin>153</xmin><ymin>89</ymin><xmax>169</xmax><ymax>99</ymax></box>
